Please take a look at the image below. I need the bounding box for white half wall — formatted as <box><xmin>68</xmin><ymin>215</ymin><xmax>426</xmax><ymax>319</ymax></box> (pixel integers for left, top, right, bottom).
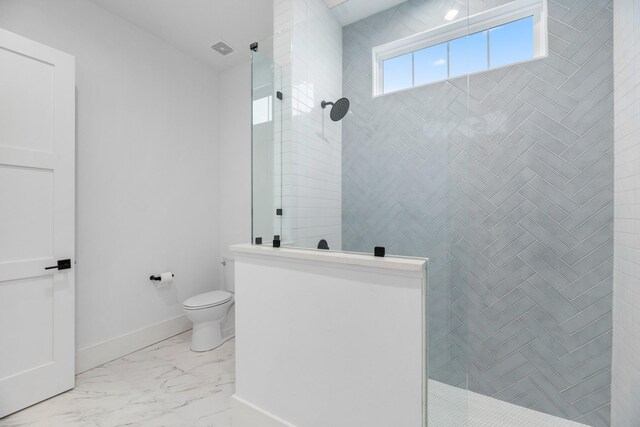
<box><xmin>0</xmin><ymin>0</ymin><xmax>220</xmax><ymax>354</ymax></box>
<box><xmin>231</xmin><ymin>244</ymin><xmax>426</xmax><ymax>427</ymax></box>
<box><xmin>231</xmin><ymin>396</ymin><xmax>295</xmax><ymax>427</ymax></box>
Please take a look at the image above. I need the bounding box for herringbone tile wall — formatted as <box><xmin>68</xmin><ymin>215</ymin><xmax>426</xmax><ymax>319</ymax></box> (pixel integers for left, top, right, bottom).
<box><xmin>342</xmin><ymin>0</ymin><xmax>614</xmax><ymax>425</ymax></box>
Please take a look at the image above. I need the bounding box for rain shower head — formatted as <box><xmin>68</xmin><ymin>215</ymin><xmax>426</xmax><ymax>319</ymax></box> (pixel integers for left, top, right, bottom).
<box><xmin>321</xmin><ymin>97</ymin><xmax>350</xmax><ymax>121</ymax></box>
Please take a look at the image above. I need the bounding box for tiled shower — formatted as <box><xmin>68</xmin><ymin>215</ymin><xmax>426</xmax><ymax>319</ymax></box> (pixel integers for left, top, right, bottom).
<box><xmin>254</xmin><ymin>0</ymin><xmax>632</xmax><ymax>425</ymax></box>
<box><xmin>341</xmin><ymin>1</ymin><xmax>613</xmax><ymax>425</ymax></box>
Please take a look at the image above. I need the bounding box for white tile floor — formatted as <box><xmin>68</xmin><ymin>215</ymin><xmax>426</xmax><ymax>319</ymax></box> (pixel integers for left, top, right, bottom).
<box><xmin>428</xmin><ymin>380</ymin><xmax>588</xmax><ymax>427</ymax></box>
<box><xmin>1</xmin><ymin>331</ymin><xmax>587</xmax><ymax>427</ymax></box>
<box><xmin>1</xmin><ymin>331</ymin><xmax>234</xmax><ymax>427</ymax></box>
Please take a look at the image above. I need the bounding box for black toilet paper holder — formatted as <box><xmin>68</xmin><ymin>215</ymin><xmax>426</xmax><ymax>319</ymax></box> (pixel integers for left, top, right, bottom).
<box><xmin>150</xmin><ymin>273</ymin><xmax>174</xmax><ymax>281</ymax></box>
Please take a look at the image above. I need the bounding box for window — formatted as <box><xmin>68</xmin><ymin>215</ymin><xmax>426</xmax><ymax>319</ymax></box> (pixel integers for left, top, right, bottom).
<box><xmin>490</xmin><ymin>16</ymin><xmax>535</xmax><ymax>68</ymax></box>
<box><xmin>383</xmin><ymin>53</ymin><xmax>413</xmax><ymax>93</ymax></box>
<box><xmin>372</xmin><ymin>0</ymin><xmax>547</xmax><ymax>96</ymax></box>
<box><xmin>449</xmin><ymin>30</ymin><xmax>489</xmax><ymax>78</ymax></box>
<box><xmin>252</xmin><ymin>95</ymin><xmax>273</xmax><ymax>125</ymax></box>
<box><xmin>414</xmin><ymin>43</ymin><xmax>448</xmax><ymax>86</ymax></box>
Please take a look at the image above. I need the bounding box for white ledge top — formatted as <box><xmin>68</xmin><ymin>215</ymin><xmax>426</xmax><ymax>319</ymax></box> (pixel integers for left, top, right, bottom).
<box><xmin>230</xmin><ymin>243</ymin><xmax>427</xmax><ymax>273</ymax></box>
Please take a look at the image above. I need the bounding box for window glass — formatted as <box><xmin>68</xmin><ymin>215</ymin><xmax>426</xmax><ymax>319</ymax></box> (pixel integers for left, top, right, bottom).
<box><xmin>449</xmin><ymin>31</ymin><xmax>488</xmax><ymax>78</ymax></box>
<box><xmin>383</xmin><ymin>53</ymin><xmax>413</xmax><ymax>93</ymax></box>
<box><xmin>414</xmin><ymin>43</ymin><xmax>448</xmax><ymax>86</ymax></box>
<box><xmin>376</xmin><ymin>2</ymin><xmax>542</xmax><ymax>95</ymax></box>
<box><xmin>489</xmin><ymin>16</ymin><xmax>534</xmax><ymax>68</ymax></box>
<box><xmin>252</xmin><ymin>95</ymin><xmax>272</xmax><ymax>125</ymax></box>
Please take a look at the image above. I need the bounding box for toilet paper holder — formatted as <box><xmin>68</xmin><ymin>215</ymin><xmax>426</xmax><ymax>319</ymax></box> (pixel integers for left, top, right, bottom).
<box><xmin>150</xmin><ymin>273</ymin><xmax>174</xmax><ymax>281</ymax></box>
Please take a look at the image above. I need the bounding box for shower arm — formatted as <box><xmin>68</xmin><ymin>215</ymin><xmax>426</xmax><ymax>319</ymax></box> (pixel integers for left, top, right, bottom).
<box><xmin>321</xmin><ymin>102</ymin><xmax>326</xmax><ymax>139</ymax></box>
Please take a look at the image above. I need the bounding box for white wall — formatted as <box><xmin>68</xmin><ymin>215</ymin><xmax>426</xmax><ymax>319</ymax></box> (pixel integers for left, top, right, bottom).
<box><xmin>612</xmin><ymin>0</ymin><xmax>640</xmax><ymax>425</ymax></box>
<box><xmin>0</xmin><ymin>0</ymin><xmax>220</xmax><ymax>352</ymax></box>
<box><xmin>219</xmin><ymin>61</ymin><xmax>252</xmax><ymax>258</ymax></box>
<box><xmin>275</xmin><ymin>0</ymin><xmax>343</xmax><ymax>250</ymax></box>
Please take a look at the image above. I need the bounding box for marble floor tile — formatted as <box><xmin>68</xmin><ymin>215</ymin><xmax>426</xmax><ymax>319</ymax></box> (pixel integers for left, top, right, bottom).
<box><xmin>0</xmin><ymin>331</ymin><xmax>234</xmax><ymax>427</ymax></box>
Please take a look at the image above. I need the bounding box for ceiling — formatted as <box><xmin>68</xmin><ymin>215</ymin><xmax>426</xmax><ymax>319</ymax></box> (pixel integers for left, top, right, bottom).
<box><xmin>88</xmin><ymin>0</ymin><xmax>407</xmax><ymax>70</ymax></box>
<box><xmin>89</xmin><ymin>0</ymin><xmax>273</xmax><ymax>71</ymax></box>
<box><xmin>326</xmin><ymin>0</ymin><xmax>407</xmax><ymax>26</ymax></box>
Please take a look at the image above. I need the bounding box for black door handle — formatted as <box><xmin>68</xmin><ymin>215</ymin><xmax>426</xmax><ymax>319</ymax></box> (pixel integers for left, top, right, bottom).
<box><xmin>45</xmin><ymin>259</ymin><xmax>71</xmax><ymax>270</ymax></box>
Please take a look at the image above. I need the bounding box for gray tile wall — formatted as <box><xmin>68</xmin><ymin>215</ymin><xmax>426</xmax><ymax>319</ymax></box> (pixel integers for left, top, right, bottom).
<box><xmin>342</xmin><ymin>0</ymin><xmax>613</xmax><ymax>424</ymax></box>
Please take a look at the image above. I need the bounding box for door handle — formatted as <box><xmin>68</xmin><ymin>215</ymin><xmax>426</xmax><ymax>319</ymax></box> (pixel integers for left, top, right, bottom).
<box><xmin>44</xmin><ymin>259</ymin><xmax>72</xmax><ymax>270</ymax></box>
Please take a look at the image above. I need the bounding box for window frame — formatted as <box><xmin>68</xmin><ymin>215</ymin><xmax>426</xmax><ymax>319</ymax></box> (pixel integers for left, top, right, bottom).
<box><xmin>372</xmin><ymin>0</ymin><xmax>548</xmax><ymax>97</ymax></box>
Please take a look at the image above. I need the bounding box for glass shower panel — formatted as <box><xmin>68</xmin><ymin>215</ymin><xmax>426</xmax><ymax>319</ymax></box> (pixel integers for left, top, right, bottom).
<box><xmin>338</xmin><ymin>1</ymin><xmax>473</xmax><ymax>425</ymax></box>
<box><xmin>452</xmin><ymin>0</ymin><xmax>614</xmax><ymax>425</ymax></box>
<box><xmin>280</xmin><ymin>3</ymin><xmax>343</xmax><ymax>251</ymax></box>
<box><xmin>429</xmin><ymin>3</ymin><xmax>474</xmax><ymax>424</ymax></box>
<box><xmin>251</xmin><ymin>46</ymin><xmax>282</xmax><ymax>245</ymax></box>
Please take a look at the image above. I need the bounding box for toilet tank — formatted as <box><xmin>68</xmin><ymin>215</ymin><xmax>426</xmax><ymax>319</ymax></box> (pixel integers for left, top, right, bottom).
<box><xmin>222</xmin><ymin>256</ymin><xmax>235</xmax><ymax>293</ymax></box>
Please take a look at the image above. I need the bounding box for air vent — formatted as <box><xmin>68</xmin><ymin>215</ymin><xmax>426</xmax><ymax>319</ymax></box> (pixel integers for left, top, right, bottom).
<box><xmin>211</xmin><ymin>41</ymin><xmax>234</xmax><ymax>56</ymax></box>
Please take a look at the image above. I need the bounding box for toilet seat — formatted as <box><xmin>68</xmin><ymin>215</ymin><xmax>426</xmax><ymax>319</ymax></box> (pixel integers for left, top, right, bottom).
<box><xmin>183</xmin><ymin>290</ymin><xmax>233</xmax><ymax>310</ymax></box>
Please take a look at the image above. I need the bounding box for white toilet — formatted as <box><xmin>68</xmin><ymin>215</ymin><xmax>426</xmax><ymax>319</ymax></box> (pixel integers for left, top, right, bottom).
<box><xmin>183</xmin><ymin>257</ymin><xmax>235</xmax><ymax>352</ymax></box>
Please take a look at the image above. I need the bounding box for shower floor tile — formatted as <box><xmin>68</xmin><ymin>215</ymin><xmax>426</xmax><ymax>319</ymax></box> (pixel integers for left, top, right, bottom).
<box><xmin>428</xmin><ymin>380</ymin><xmax>589</xmax><ymax>427</ymax></box>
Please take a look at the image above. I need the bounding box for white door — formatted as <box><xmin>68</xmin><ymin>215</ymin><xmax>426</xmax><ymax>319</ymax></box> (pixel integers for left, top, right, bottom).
<box><xmin>0</xmin><ymin>28</ymin><xmax>75</xmax><ymax>418</ymax></box>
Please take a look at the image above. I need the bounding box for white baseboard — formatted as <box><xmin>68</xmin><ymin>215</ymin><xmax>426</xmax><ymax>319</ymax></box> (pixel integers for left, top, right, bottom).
<box><xmin>75</xmin><ymin>315</ymin><xmax>192</xmax><ymax>374</ymax></box>
<box><xmin>231</xmin><ymin>395</ymin><xmax>295</xmax><ymax>427</ymax></box>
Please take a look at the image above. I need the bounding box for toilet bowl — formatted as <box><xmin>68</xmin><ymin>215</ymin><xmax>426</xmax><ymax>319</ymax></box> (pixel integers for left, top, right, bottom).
<box><xmin>183</xmin><ymin>290</ymin><xmax>234</xmax><ymax>351</ymax></box>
